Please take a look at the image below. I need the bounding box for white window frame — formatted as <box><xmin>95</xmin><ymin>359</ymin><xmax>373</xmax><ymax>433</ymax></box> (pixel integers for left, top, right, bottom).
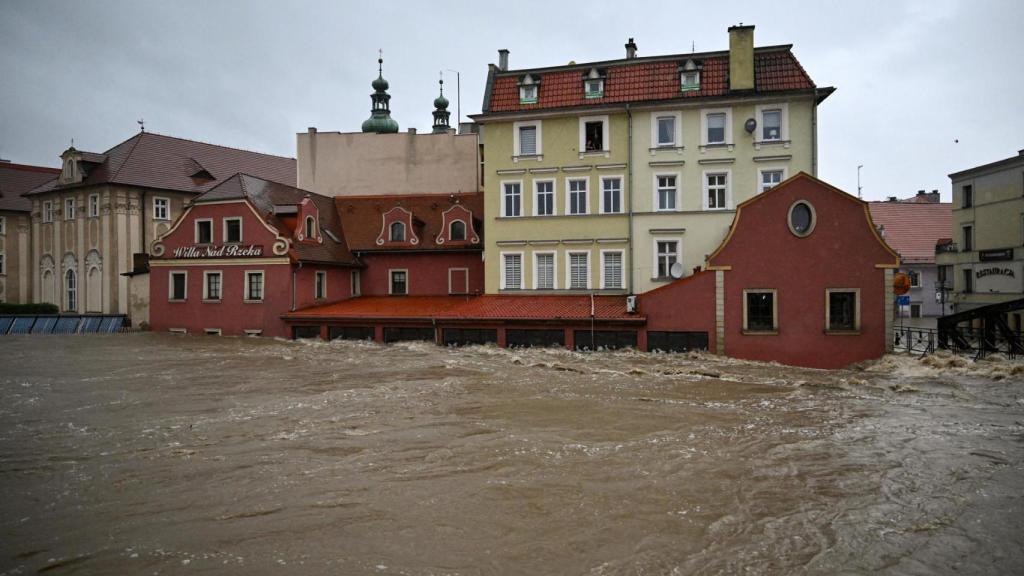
<box><xmin>825</xmin><ymin>288</ymin><xmax>861</xmax><ymax>333</ymax></box>
<box><xmin>584</xmin><ymin>78</ymin><xmax>604</xmax><ymax>98</ymax></box>
<box><xmin>681</xmin><ymin>70</ymin><xmax>700</xmax><ymax>92</ymax></box>
<box><xmin>389</xmin><ymin>220</ymin><xmax>406</xmax><ymax>242</ymax></box>
<box><xmin>652</xmin><ymin>237</ymin><xmax>682</xmax><ymax>279</ymax></box>
<box><xmin>532</xmin><ymin>251</ymin><xmax>557</xmax><ymax>290</ymax></box>
<box><xmin>651</xmin><ymin>111</ymin><xmax>682</xmax><ymax>148</ymax></box>
<box><xmin>533</xmin><ymin>179</ymin><xmax>556</xmax><ymax>216</ymax></box>
<box><xmin>388</xmin><ymin>269</ymin><xmax>408</xmax><ymax>295</ymax></box>
<box><xmin>578</xmin><ymin>115</ymin><xmax>610</xmax><ymax>154</ymax></box>
<box><xmin>203</xmin><ymin>270</ymin><xmax>222</xmax><ymax>302</ymax></box>
<box><xmin>153</xmin><ymin>197</ymin><xmax>170</xmax><ymax>221</ymax></box>
<box><xmin>758</xmin><ymin>167</ymin><xmax>787</xmax><ymax>194</ymax></box>
<box><xmin>42</xmin><ymin>201</ymin><xmax>54</xmax><ymax>223</ymax></box>
<box><xmin>448</xmin><ymin>267</ymin><xmax>469</xmax><ymax>294</ymax></box>
<box><xmin>500</xmin><ymin>251</ymin><xmax>524</xmax><ymax>290</ymax></box>
<box><xmin>702</xmin><ymin>170</ymin><xmax>732</xmax><ymax>211</ymax></box>
<box><xmin>513</xmin><ymin>120</ymin><xmax>542</xmax><ymax>158</ymax></box>
<box><xmin>566</xmin><ymin>177</ymin><xmax>589</xmax><ymax>215</ymax></box>
<box><xmin>755</xmin><ymin>103</ymin><xmax>789</xmax><ymax>143</ymax></box>
<box><xmin>449</xmin><ymin>219</ymin><xmax>467</xmax><ymax>241</ymax></box>
<box><xmin>64</xmin><ymin>197</ymin><xmax>75</xmax><ymax>220</ymax></box>
<box><xmin>519</xmin><ymin>83</ymin><xmax>538</xmax><ymax>104</ymax></box>
<box><xmin>169</xmin><ymin>271</ymin><xmax>188</xmax><ymax>301</ymax></box>
<box><xmin>500</xmin><ymin>180</ymin><xmax>523</xmax><ymax>217</ymax></box>
<box><xmin>195</xmin><ymin>218</ymin><xmax>214</xmax><ymax>244</ymax></box>
<box><xmin>653</xmin><ymin>172</ymin><xmax>681</xmax><ymax>212</ymax></box>
<box><xmin>600</xmin><ymin>250</ymin><xmax>624</xmax><ymax>290</ymax></box>
<box><xmin>223</xmin><ymin>217</ymin><xmax>243</xmax><ymax>243</ymax></box>
<box><xmin>700</xmin><ymin>107</ymin><xmax>733</xmax><ymax>146</ymax></box>
<box><xmin>566</xmin><ymin>250</ymin><xmax>591</xmax><ymax>290</ymax></box>
<box><xmin>315</xmin><ymin>270</ymin><xmax>327</xmax><ymax>299</ymax></box>
<box><xmin>304</xmin><ymin>215</ymin><xmax>316</xmax><ymax>239</ymax></box>
<box><xmin>88</xmin><ymin>194</ymin><xmax>99</xmax><ymax>218</ymax></box>
<box><xmin>244</xmin><ymin>270</ymin><xmax>264</xmax><ymax>303</ymax></box>
<box><xmin>600</xmin><ymin>175</ymin><xmax>623</xmax><ymax>214</ymax></box>
<box><xmin>743</xmin><ymin>288</ymin><xmax>778</xmax><ymax>334</ymax></box>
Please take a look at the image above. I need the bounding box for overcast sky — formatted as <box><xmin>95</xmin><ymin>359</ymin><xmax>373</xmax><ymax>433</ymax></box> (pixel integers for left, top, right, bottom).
<box><xmin>1</xmin><ymin>0</ymin><xmax>1021</xmax><ymax>201</ymax></box>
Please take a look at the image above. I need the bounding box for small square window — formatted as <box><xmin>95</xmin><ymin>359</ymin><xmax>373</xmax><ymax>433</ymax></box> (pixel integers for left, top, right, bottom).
<box><xmin>390</xmin><ymin>270</ymin><xmax>408</xmax><ymax>295</ymax></box>
<box><xmin>827</xmin><ymin>290</ymin><xmax>859</xmax><ymax>332</ymax></box>
<box><xmin>762</xmin><ymin>109</ymin><xmax>782</xmax><ymax>141</ymax></box>
<box><xmin>744</xmin><ymin>290</ymin><xmax>777</xmax><ymax>333</ymax></box>
<box><xmin>760</xmin><ymin>170</ymin><xmax>784</xmax><ymax>193</ymax></box>
<box><xmin>153</xmin><ymin>197</ymin><xmax>169</xmax><ymax>221</ymax></box>
<box><xmin>196</xmin><ymin>220</ymin><xmax>213</xmax><ymax>244</ymax></box>
<box><xmin>519</xmin><ymin>84</ymin><xmax>538</xmax><ymax>103</ymax></box>
<box><xmin>681</xmin><ymin>71</ymin><xmax>700</xmax><ymax>91</ymax></box>
<box><xmin>585</xmin><ymin>79</ymin><xmax>604</xmax><ymax>98</ymax></box>
<box><xmin>656</xmin><ymin>116</ymin><xmax>675</xmax><ymax>147</ymax></box>
<box><xmin>224</xmin><ymin>218</ymin><xmax>242</xmax><ymax>243</ymax></box>
<box><xmin>389</xmin><ymin>221</ymin><xmax>406</xmax><ymax>242</ymax></box>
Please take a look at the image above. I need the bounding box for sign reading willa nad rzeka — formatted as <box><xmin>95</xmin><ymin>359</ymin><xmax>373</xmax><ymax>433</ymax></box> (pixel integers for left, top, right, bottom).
<box><xmin>171</xmin><ymin>245</ymin><xmax>264</xmax><ymax>259</ymax></box>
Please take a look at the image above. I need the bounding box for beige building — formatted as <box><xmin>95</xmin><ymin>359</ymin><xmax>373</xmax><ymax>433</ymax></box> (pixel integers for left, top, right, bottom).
<box><xmin>472</xmin><ymin>25</ymin><xmax>833</xmax><ymax>295</ymax></box>
<box><xmin>0</xmin><ymin>161</ymin><xmax>61</xmax><ymax>304</ymax></box>
<box><xmin>938</xmin><ymin>149</ymin><xmax>1024</xmax><ymax>326</ymax></box>
<box><xmin>23</xmin><ymin>132</ymin><xmax>296</xmax><ymax>324</ymax></box>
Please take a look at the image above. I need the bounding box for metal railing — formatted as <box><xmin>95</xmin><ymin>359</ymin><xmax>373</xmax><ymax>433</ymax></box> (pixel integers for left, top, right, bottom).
<box><xmin>898</xmin><ymin>325</ymin><xmax>1024</xmax><ymax>360</ymax></box>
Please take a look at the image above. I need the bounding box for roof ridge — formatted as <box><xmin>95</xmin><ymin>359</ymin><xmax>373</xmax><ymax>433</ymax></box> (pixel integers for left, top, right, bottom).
<box><xmin>0</xmin><ymin>162</ymin><xmax>60</xmax><ymax>174</ymax></box>
<box><xmin>134</xmin><ymin>131</ymin><xmax>295</xmax><ymax>160</ymax></box>
<box><xmin>336</xmin><ymin>191</ymin><xmax>481</xmax><ymax>201</ymax></box>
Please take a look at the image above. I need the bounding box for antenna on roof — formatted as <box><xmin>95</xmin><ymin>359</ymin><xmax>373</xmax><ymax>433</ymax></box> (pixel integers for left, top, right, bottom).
<box><xmin>137</xmin><ymin>119</ymin><xmax>145</xmax><ymax>133</ymax></box>
<box><xmin>692</xmin><ymin>41</ymin><xmax>695</xmax><ymax>53</ymax></box>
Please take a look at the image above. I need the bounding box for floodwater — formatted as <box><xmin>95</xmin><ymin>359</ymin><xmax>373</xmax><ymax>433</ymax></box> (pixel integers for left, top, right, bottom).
<box><xmin>1</xmin><ymin>335</ymin><xmax>1023</xmax><ymax>575</ymax></box>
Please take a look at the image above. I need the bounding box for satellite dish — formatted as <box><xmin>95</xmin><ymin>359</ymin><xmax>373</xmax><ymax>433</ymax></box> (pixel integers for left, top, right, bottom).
<box><xmin>670</xmin><ymin>262</ymin><xmax>684</xmax><ymax>279</ymax></box>
<box><xmin>744</xmin><ymin>118</ymin><xmax>757</xmax><ymax>134</ymax></box>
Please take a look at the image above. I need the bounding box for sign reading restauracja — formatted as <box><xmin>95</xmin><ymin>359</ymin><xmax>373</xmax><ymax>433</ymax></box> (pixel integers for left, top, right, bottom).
<box><xmin>974</xmin><ymin>262</ymin><xmax>1022</xmax><ymax>294</ymax></box>
<box><xmin>172</xmin><ymin>245</ymin><xmax>263</xmax><ymax>258</ymax></box>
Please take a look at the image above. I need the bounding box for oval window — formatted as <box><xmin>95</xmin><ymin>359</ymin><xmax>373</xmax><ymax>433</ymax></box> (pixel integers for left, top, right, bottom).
<box><xmin>788</xmin><ymin>201</ymin><xmax>815</xmax><ymax>237</ymax></box>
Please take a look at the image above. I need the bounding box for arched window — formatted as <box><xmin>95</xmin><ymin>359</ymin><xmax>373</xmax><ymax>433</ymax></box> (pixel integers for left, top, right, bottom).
<box><xmin>450</xmin><ymin>220</ymin><xmax>466</xmax><ymax>241</ymax></box>
<box><xmin>389</xmin><ymin>221</ymin><xmax>406</xmax><ymax>242</ymax></box>
<box><xmin>305</xmin><ymin>216</ymin><xmax>315</xmax><ymax>239</ymax></box>
<box><xmin>65</xmin><ymin>269</ymin><xmax>77</xmax><ymax>312</ymax></box>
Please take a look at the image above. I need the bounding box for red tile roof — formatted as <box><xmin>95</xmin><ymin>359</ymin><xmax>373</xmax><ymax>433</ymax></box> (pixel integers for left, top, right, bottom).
<box><xmin>868</xmin><ymin>202</ymin><xmax>953</xmax><ymax>264</ymax></box>
<box><xmin>0</xmin><ymin>163</ymin><xmax>60</xmax><ymax>212</ymax></box>
<box><xmin>284</xmin><ymin>294</ymin><xmax>643</xmax><ymax>322</ymax></box>
<box><xmin>27</xmin><ymin>132</ymin><xmax>295</xmax><ymax>196</ymax></box>
<box><xmin>335</xmin><ymin>192</ymin><xmax>483</xmax><ymax>252</ymax></box>
<box><xmin>484</xmin><ymin>47</ymin><xmax>818</xmax><ymax>114</ymax></box>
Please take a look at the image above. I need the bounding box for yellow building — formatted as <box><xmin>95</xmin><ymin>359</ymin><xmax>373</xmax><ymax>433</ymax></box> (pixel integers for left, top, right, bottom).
<box><xmin>472</xmin><ymin>25</ymin><xmax>833</xmax><ymax>295</ymax></box>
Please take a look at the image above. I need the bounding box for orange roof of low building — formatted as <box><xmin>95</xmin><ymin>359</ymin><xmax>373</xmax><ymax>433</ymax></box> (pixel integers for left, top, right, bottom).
<box><xmin>868</xmin><ymin>201</ymin><xmax>952</xmax><ymax>264</ymax></box>
<box><xmin>284</xmin><ymin>296</ymin><xmax>471</xmax><ymax>319</ymax></box>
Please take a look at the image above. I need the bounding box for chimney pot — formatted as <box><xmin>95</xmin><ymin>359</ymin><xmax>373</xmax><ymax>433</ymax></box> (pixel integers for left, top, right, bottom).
<box><xmin>625</xmin><ymin>37</ymin><xmax>638</xmax><ymax>59</ymax></box>
<box><xmin>917</xmin><ymin>189</ymin><xmax>925</xmax><ymax>195</ymax></box>
<box><xmin>308</xmin><ymin>126</ymin><xmax>317</xmax><ymax>134</ymax></box>
<box><xmin>498</xmin><ymin>49</ymin><xmax>509</xmax><ymax>71</ymax></box>
<box><xmin>408</xmin><ymin>128</ymin><xmax>417</xmax><ymax>135</ymax></box>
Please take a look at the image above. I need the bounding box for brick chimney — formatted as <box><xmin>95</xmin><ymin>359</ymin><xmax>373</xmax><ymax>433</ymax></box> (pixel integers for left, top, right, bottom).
<box><xmin>728</xmin><ymin>24</ymin><xmax>755</xmax><ymax>91</ymax></box>
<box><xmin>625</xmin><ymin>38</ymin><xmax>637</xmax><ymax>59</ymax></box>
<box><xmin>498</xmin><ymin>49</ymin><xmax>509</xmax><ymax>72</ymax></box>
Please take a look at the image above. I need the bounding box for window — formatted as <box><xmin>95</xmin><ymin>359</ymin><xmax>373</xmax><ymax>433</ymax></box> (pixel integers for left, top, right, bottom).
<box><xmin>585</xmin><ymin>78</ymin><xmax>604</xmax><ymax>98</ymax></box>
<box><xmin>519</xmin><ymin>75</ymin><xmax>538</xmax><ymax>104</ymax></box>
<box><xmin>789</xmin><ymin>200</ymin><xmax>816</xmax><ymax>237</ymax></box>
<box><xmin>568</xmin><ymin>252</ymin><xmax>589</xmax><ymax>289</ymax></box>
<box><xmin>195</xmin><ymin>220</ymin><xmax>213</xmax><ymax>244</ymax></box>
<box><xmin>705</xmin><ymin>173</ymin><xmax>728</xmax><ymax>210</ymax></box>
<box><xmin>88</xmin><ymin>194</ymin><xmax>99</xmax><ymax>217</ymax></box>
<box><xmin>579</xmin><ymin>116</ymin><xmax>608</xmax><ymax>153</ymax></box>
<box><xmin>514</xmin><ymin>122</ymin><xmax>541</xmax><ymax>157</ymax></box>
<box><xmin>169</xmin><ymin>271</ymin><xmax>187</xmax><ymax>301</ymax></box>
<box><xmin>153</xmin><ymin>197</ymin><xmax>169</xmax><ymax>221</ymax></box>
<box><xmin>0</xmin><ymin>253</ymin><xmax>5</xmax><ymax>275</ymax></box>
<box><xmin>656</xmin><ymin>116</ymin><xmax>676</xmax><ymax>147</ymax></box>
<box><xmin>568</xmin><ymin>179</ymin><xmax>588</xmax><ymax>215</ymax></box>
<box><xmin>203</xmin><ymin>271</ymin><xmax>222</xmax><ymax>301</ymax></box>
<box><xmin>601</xmin><ymin>177</ymin><xmax>622</xmax><ymax>214</ymax></box>
<box><xmin>389</xmin><ymin>270</ymin><xmax>407</xmax><ymax>295</ymax></box>
<box><xmin>224</xmin><ymin>218</ymin><xmax>242</xmax><ymax>243</ymax></box>
<box><xmin>680</xmin><ymin>71</ymin><xmax>700</xmax><ymax>92</ymax></box>
<box><xmin>43</xmin><ymin>201</ymin><xmax>54</xmax><ymax>223</ymax></box>
<box><xmin>245</xmin><ymin>271</ymin><xmax>264</xmax><ymax>301</ymax></box>
<box><xmin>760</xmin><ymin>169</ymin><xmax>784</xmax><ymax>193</ymax></box>
<box><xmin>762</xmin><ymin>109</ymin><xmax>782</xmax><ymax>141</ymax></box>
<box><xmin>601</xmin><ymin>251</ymin><xmax>623</xmax><ymax>289</ymax></box>
<box><xmin>908</xmin><ymin>270</ymin><xmax>921</xmax><ymax>288</ymax></box>
<box><xmin>534</xmin><ymin>252</ymin><xmax>555</xmax><ymax>290</ymax></box>
<box><xmin>656</xmin><ymin>240</ymin><xmax>679</xmax><ymax>279</ymax></box>
<box><xmin>962</xmin><ymin>185</ymin><xmax>973</xmax><ymax>208</ymax></box>
<box><xmin>315</xmin><ymin>271</ymin><xmax>326</xmax><ymax>299</ymax></box>
<box><xmin>64</xmin><ymin>198</ymin><xmax>75</xmax><ymax>220</ymax></box>
<box><xmin>656</xmin><ymin>174</ymin><xmax>678</xmax><ymax>211</ymax></box>
<box><xmin>744</xmin><ymin>289</ymin><xmax>777</xmax><ymax>333</ymax></box>
<box><xmin>962</xmin><ymin>225</ymin><xmax>973</xmax><ymax>251</ymax></box>
<box><xmin>0</xmin><ymin>216</ymin><xmax>4</xmax><ymax>235</ymax></box>
<box><xmin>450</xmin><ymin>220</ymin><xmax>466</xmax><ymax>241</ymax></box>
<box><xmin>351</xmin><ymin>270</ymin><xmax>361</xmax><ymax>297</ymax></box>
<box><xmin>502</xmin><ymin>181</ymin><xmax>522</xmax><ymax>217</ymax></box>
<box><xmin>65</xmin><ymin>269</ymin><xmax>76</xmax><ymax>311</ymax></box>
<box><xmin>534</xmin><ymin>180</ymin><xmax>554</xmax><ymax>216</ymax></box>
<box><xmin>963</xmin><ymin>269</ymin><xmax>973</xmax><ymax>293</ymax></box>
<box><xmin>305</xmin><ymin>216</ymin><xmax>315</xmax><ymax>239</ymax></box>
<box><xmin>389</xmin><ymin>221</ymin><xmax>406</xmax><ymax>242</ymax></box>
<box><xmin>706</xmin><ymin>113</ymin><xmax>726</xmax><ymax>144</ymax></box>
<box><xmin>826</xmin><ymin>289</ymin><xmax>859</xmax><ymax>332</ymax></box>
<box><xmin>502</xmin><ymin>253</ymin><xmax>522</xmax><ymax>290</ymax></box>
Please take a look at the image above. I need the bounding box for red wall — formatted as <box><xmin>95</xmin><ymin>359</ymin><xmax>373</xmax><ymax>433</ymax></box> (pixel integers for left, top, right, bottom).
<box><xmin>709</xmin><ymin>175</ymin><xmax>897</xmax><ymax>368</ymax></box>
<box><xmin>639</xmin><ymin>270</ymin><xmax>718</xmax><ymax>352</ymax></box>
<box><xmin>358</xmin><ymin>252</ymin><xmax>484</xmax><ymax>296</ymax></box>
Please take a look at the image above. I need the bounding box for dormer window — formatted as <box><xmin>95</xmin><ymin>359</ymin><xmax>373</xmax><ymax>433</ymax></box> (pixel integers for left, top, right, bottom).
<box><xmin>583</xmin><ymin>67</ymin><xmax>605</xmax><ymax>99</ymax></box>
<box><xmin>450</xmin><ymin>220</ymin><xmax>466</xmax><ymax>241</ymax></box>
<box><xmin>389</xmin><ymin>221</ymin><xmax>406</xmax><ymax>242</ymax></box>
<box><xmin>518</xmin><ymin>74</ymin><xmax>539</xmax><ymax>104</ymax></box>
<box><xmin>304</xmin><ymin>215</ymin><xmax>315</xmax><ymax>239</ymax></box>
<box><xmin>680</xmin><ymin>59</ymin><xmax>701</xmax><ymax>92</ymax></box>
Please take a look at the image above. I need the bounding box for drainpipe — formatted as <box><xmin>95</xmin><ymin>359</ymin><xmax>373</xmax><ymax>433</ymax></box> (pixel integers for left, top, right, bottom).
<box><xmin>626</xmin><ymin>103</ymin><xmax>635</xmax><ymax>295</ymax></box>
<box><xmin>811</xmin><ymin>89</ymin><xmax>818</xmax><ymax>177</ymax></box>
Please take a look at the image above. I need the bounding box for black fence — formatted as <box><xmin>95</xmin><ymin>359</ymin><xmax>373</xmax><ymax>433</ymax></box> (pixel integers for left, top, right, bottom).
<box><xmin>894</xmin><ymin>325</ymin><xmax>1024</xmax><ymax>360</ymax></box>
<box><xmin>0</xmin><ymin>314</ymin><xmax>128</xmax><ymax>335</ymax></box>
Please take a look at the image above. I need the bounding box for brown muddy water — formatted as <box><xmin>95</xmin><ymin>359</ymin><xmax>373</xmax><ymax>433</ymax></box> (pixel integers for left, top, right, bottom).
<box><xmin>1</xmin><ymin>334</ymin><xmax>1023</xmax><ymax>575</ymax></box>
